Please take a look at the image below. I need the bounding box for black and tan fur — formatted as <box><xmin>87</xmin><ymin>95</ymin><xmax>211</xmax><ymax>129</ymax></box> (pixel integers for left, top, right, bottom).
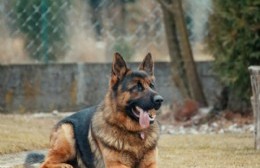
<box><xmin>40</xmin><ymin>53</ymin><xmax>163</xmax><ymax>168</ymax></box>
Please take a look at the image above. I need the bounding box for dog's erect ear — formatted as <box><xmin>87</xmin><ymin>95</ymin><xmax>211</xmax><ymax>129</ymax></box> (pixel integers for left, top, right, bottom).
<box><xmin>112</xmin><ymin>52</ymin><xmax>128</xmax><ymax>79</ymax></box>
<box><xmin>139</xmin><ymin>53</ymin><xmax>154</xmax><ymax>76</ymax></box>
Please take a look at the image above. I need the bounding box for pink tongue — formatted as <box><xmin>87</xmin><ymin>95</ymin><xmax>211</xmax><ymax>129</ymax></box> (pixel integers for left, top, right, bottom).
<box><xmin>139</xmin><ymin>109</ymin><xmax>150</xmax><ymax>128</ymax></box>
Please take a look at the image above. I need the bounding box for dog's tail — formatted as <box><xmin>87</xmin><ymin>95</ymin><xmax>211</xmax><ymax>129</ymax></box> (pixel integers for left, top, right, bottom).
<box><xmin>24</xmin><ymin>152</ymin><xmax>45</xmax><ymax>167</ymax></box>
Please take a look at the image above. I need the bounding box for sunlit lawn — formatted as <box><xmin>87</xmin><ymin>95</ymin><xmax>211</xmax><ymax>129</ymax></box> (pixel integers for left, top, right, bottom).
<box><xmin>1</xmin><ymin>114</ymin><xmax>260</xmax><ymax>167</ymax></box>
<box><xmin>0</xmin><ymin>114</ymin><xmax>58</xmax><ymax>154</ymax></box>
<box><xmin>159</xmin><ymin>134</ymin><xmax>260</xmax><ymax>168</ymax></box>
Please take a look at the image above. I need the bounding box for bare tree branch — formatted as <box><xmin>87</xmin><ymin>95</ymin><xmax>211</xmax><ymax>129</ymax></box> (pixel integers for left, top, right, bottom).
<box><xmin>156</xmin><ymin>0</ymin><xmax>175</xmax><ymax>14</ymax></box>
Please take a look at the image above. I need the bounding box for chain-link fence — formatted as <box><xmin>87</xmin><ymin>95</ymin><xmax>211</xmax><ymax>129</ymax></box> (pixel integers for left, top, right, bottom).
<box><xmin>0</xmin><ymin>0</ymin><xmax>169</xmax><ymax>64</ymax></box>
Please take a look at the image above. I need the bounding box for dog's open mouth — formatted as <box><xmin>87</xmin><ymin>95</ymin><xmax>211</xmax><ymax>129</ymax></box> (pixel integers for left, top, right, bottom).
<box><xmin>132</xmin><ymin>106</ymin><xmax>156</xmax><ymax>128</ymax></box>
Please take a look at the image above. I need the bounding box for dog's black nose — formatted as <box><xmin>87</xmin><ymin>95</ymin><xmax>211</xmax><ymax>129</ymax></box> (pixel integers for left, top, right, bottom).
<box><xmin>153</xmin><ymin>95</ymin><xmax>164</xmax><ymax>104</ymax></box>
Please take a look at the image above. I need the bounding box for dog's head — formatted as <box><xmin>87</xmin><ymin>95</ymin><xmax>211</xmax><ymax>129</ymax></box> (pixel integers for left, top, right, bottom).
<box><xmin>109</xmin><ymin>52</ymin><xmax>163</xmax><ymax>128</ymax></box>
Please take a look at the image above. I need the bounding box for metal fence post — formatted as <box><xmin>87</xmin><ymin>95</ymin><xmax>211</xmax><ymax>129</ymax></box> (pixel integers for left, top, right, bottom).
<box><xmin>249</xmin><ymin>66</ymin><xmax>260</xmax><ymax>150</ymax></box>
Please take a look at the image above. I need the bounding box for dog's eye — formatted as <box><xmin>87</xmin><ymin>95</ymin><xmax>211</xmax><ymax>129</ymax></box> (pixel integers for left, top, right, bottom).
<box><xmin>137</xmin><ymin>83</ymin><xmax>144</xmax><ymax>92</ymax></box>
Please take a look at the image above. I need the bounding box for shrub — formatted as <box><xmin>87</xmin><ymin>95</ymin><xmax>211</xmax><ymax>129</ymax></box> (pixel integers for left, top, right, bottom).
<box><xmin>207</xmin><ymin>0</ymin><xmax>260</xmax><ymax>104</ymax></box>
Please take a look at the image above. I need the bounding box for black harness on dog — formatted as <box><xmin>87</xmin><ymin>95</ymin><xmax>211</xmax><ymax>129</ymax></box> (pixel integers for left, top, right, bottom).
<box><xmin>57</xmin><ymin>107</ymin><xmax>96</xmax><ymax>168</ymax></box>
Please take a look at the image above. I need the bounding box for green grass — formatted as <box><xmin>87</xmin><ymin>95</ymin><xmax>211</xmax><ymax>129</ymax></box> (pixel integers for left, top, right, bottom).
<box><xmin>1</xmin><ymin>114</ymin><xmax>260</xmax><ymax>167</ymax></box>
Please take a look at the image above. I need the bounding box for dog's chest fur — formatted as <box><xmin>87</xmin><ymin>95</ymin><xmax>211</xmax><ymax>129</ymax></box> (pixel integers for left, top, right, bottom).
<box><xmin>88</xmin><ymin>106</ymin><xmax>160</xmax><ymax>167</ymax></box>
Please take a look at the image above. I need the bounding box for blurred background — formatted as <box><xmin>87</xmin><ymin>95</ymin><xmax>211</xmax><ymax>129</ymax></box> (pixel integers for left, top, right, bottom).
<box><xmin>0</xmin><ymin>0</ymin><xmax>212</xmax><ymax>64</ymax></box>
<box><xmin>0</xmin><ymin>0</ymin><xmax>214</xmax><ymax>112</ymax></box>
<box><xmin>0</xmin><ymin>0</ymin><xmax>259</xmax><ymax>118</ymax></box>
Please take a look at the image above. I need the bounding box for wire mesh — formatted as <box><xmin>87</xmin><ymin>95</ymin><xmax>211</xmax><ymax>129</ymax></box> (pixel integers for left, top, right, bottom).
<box><xmin>0</xmin><ymin>0</ymin><xmax>168</xmax><ymax>64</ymax></box>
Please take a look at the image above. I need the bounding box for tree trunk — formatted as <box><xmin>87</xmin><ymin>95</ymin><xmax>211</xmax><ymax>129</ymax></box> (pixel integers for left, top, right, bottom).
<box><xmin>158</xmin><ymin>0</ymin><xmax>208</xmax><ymax>106</ymax></box>
<box><xmin>173</xmin><ymin>0</ymin><xmax>207</xmax><ymax>106</ymax></box>
<box><xmin>160</xmin><ymin>0</ymin><xmax>189</xmax><ymax>100</ymax></box>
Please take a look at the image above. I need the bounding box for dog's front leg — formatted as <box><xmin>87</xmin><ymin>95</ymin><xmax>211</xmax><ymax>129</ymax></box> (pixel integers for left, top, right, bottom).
<box><xmin>103</xmin><ymin>156</ymin><xmax>131</xmax><ymax>168</ymax></box>
<box><xmin>139</xmin><ymin>148</ymin><xmax>158</xmax><ymax>168</ymax></box>
<box><xmin>100</xmin><ymin>147</ymin><xmax>131</xmax><ymax>168</ymax></box>
<box><xmin>104</xmin><ymin>161</ymin><xmax>131</xmax><ymax>168</ymax></box>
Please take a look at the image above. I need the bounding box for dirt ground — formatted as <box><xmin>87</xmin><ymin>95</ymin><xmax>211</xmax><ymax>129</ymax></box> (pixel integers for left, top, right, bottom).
<box><xmin>0</xmin><ymin>112</ymin><xmax>259</xmax><ymax>168</ymax></box>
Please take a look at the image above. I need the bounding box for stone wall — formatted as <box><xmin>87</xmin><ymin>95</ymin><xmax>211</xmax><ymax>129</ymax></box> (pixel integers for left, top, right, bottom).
<box><xmin>0</xmin><ymin>62</ymin><xmax>222</xmax><ymax>113</ymax></box>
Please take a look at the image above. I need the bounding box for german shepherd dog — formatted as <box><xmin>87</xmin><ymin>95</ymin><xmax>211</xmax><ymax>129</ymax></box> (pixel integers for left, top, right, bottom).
<box><xmin>40</xmin><ymin>53</ymin><xmax>163</xmax><ymax>168</ymax></box>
